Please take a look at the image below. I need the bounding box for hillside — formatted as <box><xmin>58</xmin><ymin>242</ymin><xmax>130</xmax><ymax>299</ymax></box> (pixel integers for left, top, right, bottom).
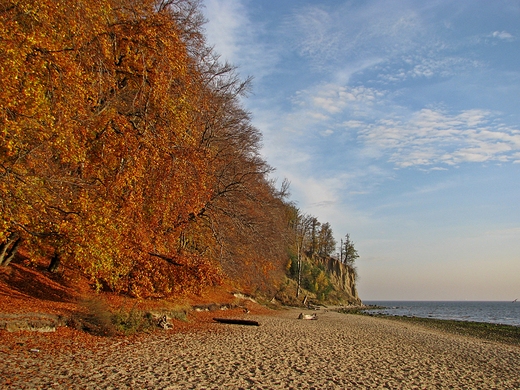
<box><xmin>0</xmin><ymin>252</ymin><xmax>273</xmax><ymax>335</ymax></box>
<box><xmin>0</xmin><ymin>0</ymin><xmax>361</xmax><ymax>323</ymax></box>
<box><xmin>0</xmin><ymin>250</ymin><xmax>360</xmax><ymax>337</ymax></box>
<box><xmin>0</xmin><ymin>0</ymin><xmax>290</xmax><ymax>298</ymax></box>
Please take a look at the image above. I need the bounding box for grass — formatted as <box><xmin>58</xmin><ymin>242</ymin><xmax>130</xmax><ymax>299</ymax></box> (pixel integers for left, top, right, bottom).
<box><xmin>74</xmin><ymin>297</ymin><xmax>117</xmax><ymax>336</ymax></box>
<box><xmin>111</xmin><ymin>305</ymin><xmax>156</xmax><ymax>336</ymax></box>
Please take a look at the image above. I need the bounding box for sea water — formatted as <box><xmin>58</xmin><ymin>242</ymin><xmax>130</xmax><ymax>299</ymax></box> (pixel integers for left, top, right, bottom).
<box><xmin>363</xmin><ymin>301</ymin><xmax>520</xmax><ymax>327</ymax></box>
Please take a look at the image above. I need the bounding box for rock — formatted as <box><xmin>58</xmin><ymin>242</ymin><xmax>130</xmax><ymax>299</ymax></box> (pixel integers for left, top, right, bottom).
<box><xmin>0</xmin><ymin>313</ymin><xmax>65</xmax><ymax>332</ymax></box>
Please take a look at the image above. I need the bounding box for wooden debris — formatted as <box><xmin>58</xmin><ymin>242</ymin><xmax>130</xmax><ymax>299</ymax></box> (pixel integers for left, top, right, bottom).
<box><xmin>213</xmin><ymin>318</ymin><xmax>260</xmax><ymax>326</ymax></box>
<box><xmin>298</xmin><ymin>313</ymin><xmax>318</xmax><ymax>320</ymax></box>
<box><xmin>157</xmin><ymin>315</ymin><xmax>173</xmax><ymax>330</ymax></box>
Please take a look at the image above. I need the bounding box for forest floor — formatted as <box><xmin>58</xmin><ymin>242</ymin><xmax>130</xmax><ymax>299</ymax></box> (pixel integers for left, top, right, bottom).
<box><xmin>0</xmin><ymin>253</ymin><xmax>273</xmax><ymax>348</ymax></box>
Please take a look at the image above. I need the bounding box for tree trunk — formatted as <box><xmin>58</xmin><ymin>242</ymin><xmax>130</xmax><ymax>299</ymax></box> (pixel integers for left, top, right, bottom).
<box><xmin>0</xmin><ymin>233</ymin><xmax>21</xmax><ymax>266</ymax></box>
<box><xmin>0</xmin><ymin>241</ymin><xmax>8</xmax><ymax>266</ymax></box>
<box><xmin>48</xmin><ymin>253</ymin><xmax>61</xmax><ymax>273</ymax></box>
<box><xmin>296</xmin><ymin>244</ymin><xmax>302</xmax><ymax>298</ymax></box>
<box><xmin>3</xmin><ymin>237</ymin><xmax>21</xmax><ymax>267</ymax></box>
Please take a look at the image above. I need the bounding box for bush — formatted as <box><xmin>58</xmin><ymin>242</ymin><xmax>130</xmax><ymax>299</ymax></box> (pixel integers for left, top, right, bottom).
<box><xmin>70</xmin><ymin>297</ymin><xmax>117</xmax><ymax>336</ymax></box>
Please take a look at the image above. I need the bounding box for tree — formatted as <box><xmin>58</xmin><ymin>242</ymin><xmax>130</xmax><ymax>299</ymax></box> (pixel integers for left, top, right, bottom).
<box><xmin>341</xmin><ymin>233</ymin><xmax>359</xmax><ymax>270</ymax></box>
<box><xmin>1</xmin><ymin>0</ymin><xmax>212</xmax><ymax>291</ymax></box>
<box><xmin>1</xmin><ymin>0</ymin><xmax>227</xmax><ymax>295</ymax></box>
<box><xmin>317</xmin><ymin>222</ymin><xmax>336</xmax><ymax>257</ymax></box>
<box><xmin>285</xmin><ymin>207</ymin><xmax>313</xmax><ymax>297</ymax></box>
<box><xmin>0</xmin><ymin>0</ymin><xmax>292</xmax><ymax>297</ymax></box>
<box><xmin>308</xmin><ymin>217</ymin><xmax>320</xmax><ymax>255</ymax></box>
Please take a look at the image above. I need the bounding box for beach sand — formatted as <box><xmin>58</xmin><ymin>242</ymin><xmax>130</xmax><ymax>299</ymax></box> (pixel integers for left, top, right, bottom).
<box><xmin>3</xmin><ymin>308</ymin><xmax>519</xmax><ymax>389</ymax></box>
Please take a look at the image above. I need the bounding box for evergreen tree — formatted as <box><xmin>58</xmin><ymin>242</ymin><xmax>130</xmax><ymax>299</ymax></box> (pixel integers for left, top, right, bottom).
<box><xmin>341</xmin><ymin>233</ymin><xmax>359</xmax><ymax>267</ymax></box>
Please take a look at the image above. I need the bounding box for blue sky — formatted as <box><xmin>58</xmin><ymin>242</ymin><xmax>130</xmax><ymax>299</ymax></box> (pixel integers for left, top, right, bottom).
<box><xmin>202</xmin><ymin>0</ymin><xmax>520</xmax><ymax>301</ymax></box>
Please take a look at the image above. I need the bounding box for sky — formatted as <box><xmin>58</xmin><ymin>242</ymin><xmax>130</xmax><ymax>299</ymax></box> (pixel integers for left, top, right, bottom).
<box><xmin>201</xmin><ymin>0</ymin><xmax>520</xmax><ymax>301</ymax></box>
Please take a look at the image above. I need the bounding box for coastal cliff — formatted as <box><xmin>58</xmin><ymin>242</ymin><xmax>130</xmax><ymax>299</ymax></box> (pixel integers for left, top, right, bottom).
<box><xmin>319</xmin><ymin>256</ymin><xmax>361</xmax><ymax>305</ymax></box>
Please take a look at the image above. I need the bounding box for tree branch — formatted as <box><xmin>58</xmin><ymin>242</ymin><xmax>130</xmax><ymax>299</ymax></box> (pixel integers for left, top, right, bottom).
<box><xmin>148</xmin><ymin>252</ymin><xmax>183</xmax><ymax>267</ymax></box>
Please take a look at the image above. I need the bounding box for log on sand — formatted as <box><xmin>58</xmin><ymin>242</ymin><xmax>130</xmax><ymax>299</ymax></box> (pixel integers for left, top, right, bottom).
<box><xmin>213</xmin><ymin>318</ymin><xmax>260</xmax><ymax>326</ymax></box>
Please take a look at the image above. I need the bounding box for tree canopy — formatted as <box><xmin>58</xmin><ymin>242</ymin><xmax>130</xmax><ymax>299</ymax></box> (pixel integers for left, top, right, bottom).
<box><xmin>1</xmin><ymin>0</ymin><xmax>358</xmax><ymax>299</ymax></box>
<box><xmin>0</xmin><ymin>0</ymin><xmax>291</xmax><ymax>296</ymax></box>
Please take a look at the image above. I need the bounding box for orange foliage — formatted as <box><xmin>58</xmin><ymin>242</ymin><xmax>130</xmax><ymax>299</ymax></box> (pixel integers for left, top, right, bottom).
<box><xmin>0</xmin><ymin>0</ymin><xmax>289</xmax><ymax>297</ymax></box>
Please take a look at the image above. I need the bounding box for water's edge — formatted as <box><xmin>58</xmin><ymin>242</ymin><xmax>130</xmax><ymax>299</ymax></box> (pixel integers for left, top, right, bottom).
<box><xmin>363</xmin><ymin>301</ymin><xmax>520</xmax><ymax>327</ymax></box>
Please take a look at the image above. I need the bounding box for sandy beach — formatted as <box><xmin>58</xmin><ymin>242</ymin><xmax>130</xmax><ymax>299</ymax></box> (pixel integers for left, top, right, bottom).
<box><xmin>3</xmin><ymin>308</ymin><xmax>519</xmax><ymax>389</ymax></box>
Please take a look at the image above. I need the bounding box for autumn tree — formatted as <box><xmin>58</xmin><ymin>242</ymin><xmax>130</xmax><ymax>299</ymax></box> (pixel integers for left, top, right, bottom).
<box><xmin>1</xmin><ymin>0</ymin><xmax>221</xmax><ymax>294</ymax></box>
<box><xmin>1</xmin><ymin>0</ymin><xmax>292</xmax><ymax>297</ymax></box>
<box><xmin>316</xmin><ymin>222</ymin><xmax>336</xmax><ymax>257</ymax></box>
<box><xmin>187</xmin><ymin>55</ymin><xmax>290</xmax><ymax>292</ymax></box>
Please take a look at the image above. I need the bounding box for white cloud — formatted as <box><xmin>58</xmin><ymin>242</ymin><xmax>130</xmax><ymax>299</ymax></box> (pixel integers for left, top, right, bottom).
<box><xmin>321</xmin><ymin>129</ymin><xmax>334</xmax><ymax>137</ymax></box>
<box><xmin>491</xmin><ymin>31</ymin><xmax>514</xmax><ymax>40</ymax></box>
<box><xmin>375</xmin><ymin>54</ymin><xmax>482</xmax><ymax>84</ymax></box>
<box><xmin>289</xmin><ymin>83</ymin><xmax>386</xmax><ymax>130</ymax></box>
<box><xmin>286</xmin><ymin>2</ymin><xmax>424</xmax><ymax>71</ymax></box>
<box><xmin>285</xmin><ymin>171</ymin><xmax>378</xmax><ymax>235</ymax></box>
<box><xmin>202</xmin><ymin>0</ymin><xmax>279</xmax><ymax>81</ymax></box>
<box><xmin>287</xmin><ymin>175</ymin><xmax>338</xmax><ymax>209</ymax></box>
<box><xmin>202</xmin><ymin>0</ymin><xmax>246</xmax><ymax>63</ymax></box>
<box><xmin>342</xmin><ymin>120</ymin><xmax>366</xmax><ymax>129</ymax></box>
<box><xmin>285</xmin><ymin>2</ymin><xmax>484</xmax><ymax>86</ymax></box>
<box><xmin>360</xmin><ymin>109</ymin><xmax>520</xmax><ymax>168</ymax></box>
<box><xmin>290</xmin><ymin>7</ymin><xmax>340</xmax><ymax>62</ymax></box>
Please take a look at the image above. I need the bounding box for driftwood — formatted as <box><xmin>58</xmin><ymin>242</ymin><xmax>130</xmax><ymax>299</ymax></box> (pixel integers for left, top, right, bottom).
<box><xmin>298</xmin><ymin>313</ymin><xmax>318</xmax><ymax>320</ymax></box>
<box><xmin>213</xmin><ymin>318</ymin><xmax>260</xmax><ymax>326</ymax></box>
<box><xmin>157</xmin><ymin>315</ymin><xmax>173</xmax><ymax>330</ymax></box>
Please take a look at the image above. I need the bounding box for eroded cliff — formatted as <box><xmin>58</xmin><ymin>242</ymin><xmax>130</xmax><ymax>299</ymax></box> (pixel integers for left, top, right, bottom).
<box><xmin>319</xmin><ymin>256</ymin><xmax>361</xmax><ymax>305</ymax></box>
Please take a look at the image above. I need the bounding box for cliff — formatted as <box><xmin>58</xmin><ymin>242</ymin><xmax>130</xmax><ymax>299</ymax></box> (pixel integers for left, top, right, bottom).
<box><xmin>319</xmin><ymin>256</ymin><xmax>361</xmax><ymax>305</ymax></box>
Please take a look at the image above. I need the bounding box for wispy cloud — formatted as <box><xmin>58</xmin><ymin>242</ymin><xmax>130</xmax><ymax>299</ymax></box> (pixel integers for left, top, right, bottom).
<box><xmin>405</xmin><ymin>179</ymin><xmax>457</xmax><ymax>196</ymax></box>
<box><xmin>374</xmin><ymin>54</ymin><xmax>481</xmax><ymax>85</ymax></box>
<box><xmin>285</xmin><ymin>2</ymin><xmax>424</xmax><ymax>72</ymax></box>
<box><xmin>202</xmin><ymin>0</ymin><xmax>246</xmax><ymax>62</ymax></box>
<box><xmin>285</xmin><ymin>83</ymin><xmax>387</xmax><ymax>133</ymax></box>
<box><xmin>360</xmin><ymin>109</ymin><xmax>520</xmax><ymax>168</ymax></box>
<box><xmin>202</xmin><ymin>0</ymin><xmax>279</xmax><ymax>81</ymax></box>
<box><xmin>274</xmin><ymin>76</ymin><xmax>520</xmax><ymax>175</ymax></box>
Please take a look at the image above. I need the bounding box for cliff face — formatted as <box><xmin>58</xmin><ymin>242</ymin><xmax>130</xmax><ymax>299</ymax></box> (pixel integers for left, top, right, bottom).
<box><xmin>320</xmin><ymin>257</ymin><xmax>361</xmax><ymax>305</ymax></box>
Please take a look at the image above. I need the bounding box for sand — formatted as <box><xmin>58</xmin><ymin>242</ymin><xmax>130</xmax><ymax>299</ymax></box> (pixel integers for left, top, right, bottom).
<box><xmin>3</xmin><ymin>308</ymin><xmax>519</xmax><ymax>389</ymax></box>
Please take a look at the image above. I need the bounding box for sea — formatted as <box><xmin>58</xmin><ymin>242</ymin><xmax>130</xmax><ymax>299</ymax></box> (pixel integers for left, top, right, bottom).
<box><xmin>363</xmin><ymin>301</ymin><xmax>520</xmax><ymax>327</ymax></box>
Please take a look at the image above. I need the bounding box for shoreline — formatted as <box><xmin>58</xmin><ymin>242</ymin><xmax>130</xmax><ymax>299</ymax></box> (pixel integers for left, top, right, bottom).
<box><xmin>3</xmin><ymin>307</ymin><xmax>519</xmax><ymax>388</ymax></box>
<box><xmin>360</xmin><ymin>300</ymin><xmax>520</xmax><ymax>327</ymax></box>
<box><xmin>334</xmin><ymin>306</ymin><xmax>520</xmax><ymax>347</ymax></box>
<box><xmin>362</xmin><ymin>312</ymin><xmax>520</xmax><ymax>346</ymax></box>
